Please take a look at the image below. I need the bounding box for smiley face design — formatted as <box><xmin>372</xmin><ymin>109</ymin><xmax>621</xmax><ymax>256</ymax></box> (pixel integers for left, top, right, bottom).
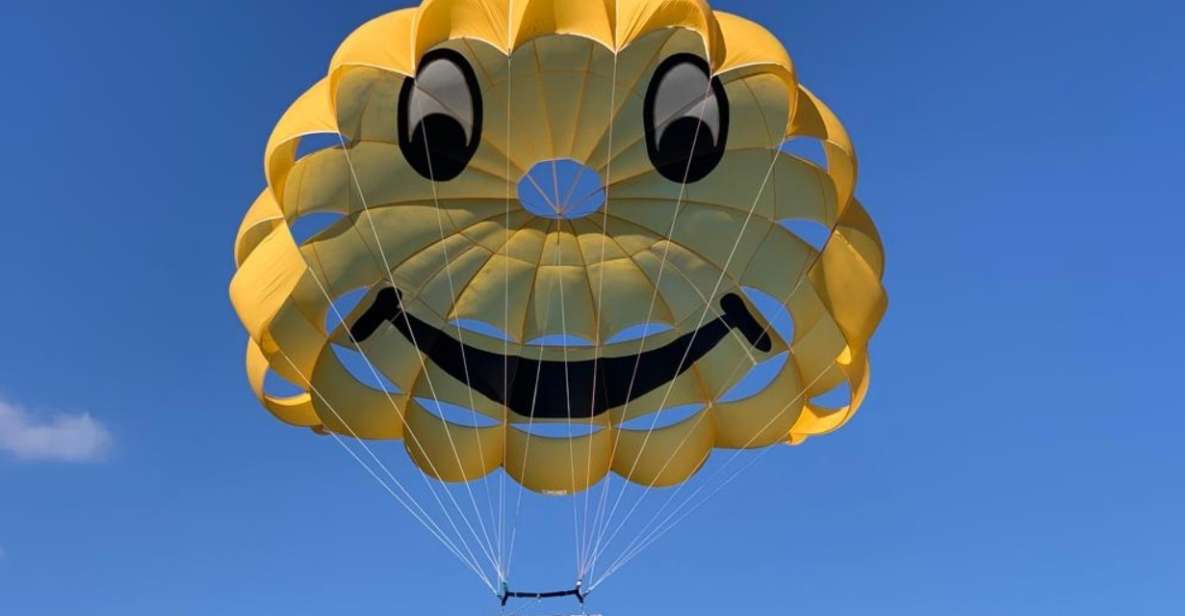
<box><xmin>230</xmin><ymin>0</ymin><xmax>886</xmax><ymax>494</ymax></box>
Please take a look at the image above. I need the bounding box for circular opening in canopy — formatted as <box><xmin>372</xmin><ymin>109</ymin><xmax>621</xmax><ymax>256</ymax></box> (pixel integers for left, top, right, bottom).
<box><xmin>516</xmin><ymin>159</ymin><xmax>606</xmax><ymax>220</ymax></box>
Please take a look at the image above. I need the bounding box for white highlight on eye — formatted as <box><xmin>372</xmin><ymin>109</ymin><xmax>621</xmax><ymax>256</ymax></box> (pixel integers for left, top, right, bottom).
<box><xmin>651</xmin><ymin>61</ymin><xmax>721</xmax><ymax>145</ymax></box>
<box><xmin>406</xmin><ymin>56</ymin><xmax>476</xmax><ymax>141</ymax></box>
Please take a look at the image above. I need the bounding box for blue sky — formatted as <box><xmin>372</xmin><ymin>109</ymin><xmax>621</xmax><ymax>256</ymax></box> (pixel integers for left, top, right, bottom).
<box><xmin>1</xmin><ymin>1</ymin><xmax>1183</xmax><ymax>614</ymax></box>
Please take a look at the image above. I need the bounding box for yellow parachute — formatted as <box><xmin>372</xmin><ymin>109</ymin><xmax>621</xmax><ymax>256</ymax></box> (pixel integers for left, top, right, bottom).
<box><xmin>230</xmin><ymin>0</ymin><xmax>885</xmax><ymax>499</ymax></box>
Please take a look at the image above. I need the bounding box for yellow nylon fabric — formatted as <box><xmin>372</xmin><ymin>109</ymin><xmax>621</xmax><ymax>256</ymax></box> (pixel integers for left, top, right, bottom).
<box><xmin>230</xmin><ymin>0</ymin><xmax>886</xmax><ymax>494</ymax></box>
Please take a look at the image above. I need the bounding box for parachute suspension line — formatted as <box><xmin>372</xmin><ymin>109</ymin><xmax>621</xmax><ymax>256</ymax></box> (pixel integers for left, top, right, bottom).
<box><xmin>582</xmin><ymin>44</ymin><xmax>667</xmax><ymax>572</ymax></box>
<box><xmin>410</xmin><ymin>84</ymin><xmax>504</xmax><ymax>580</ymax></box>
<box><xmin>594</xmin><ymin>453</ymin><xmax>764</xmax><ymax>589</ymax></box>
<box><xmin>590</xmin><ymin>354</ymin><xmax>839</xmax><ymax>592</ymax></box>
<box><xmin>545</xmin><ymin>94</ymin><xmax>597</xmax><ymax>582</ymax></box>
<box><xmin>499</xmin><ymin>30</ymin><xmax>513</xmax><ymax>587</ymax></box>
<box><xmin>582</xmin><ymin>36</ymin><xmax>674</xmax><ymax>567</ymax></box>
<box><xmin>590</xmin><ymin>185</ymin><xmax>843</xmax><ymax>588</ymax></box>
<box><xmin>325</xmin><ymin>431</ymin><xmax>499</xmax><ymax>589</ymax></box>
<box><xmin>504</xmin><ymin>218</ymin><xmax>563</xmax><ymax>582</ymax></box>
<box><xmin>592</xmin><ymin>364</ymin><xmax>820</xmax><ymax>586</ymax></box>
<box><xmin>564</xmin><ymin>213</ymin><xmax>599</xmax><ymax>587</ymax></box>
<box><xmin>575</xmin><ymin>218</ymin><xmax>645</xmax><ymax>578</ymax></box>
<box><xmin>584</xmin><ymin>74</ymin><xmax>718</xmax><ymax>576</ymax></box>
<box><xmin>553</xmin><ymin>215</ymin><xmax>582</xmax><ymax>580</ymax></box>
<box><xmin>296</xmin><ymin>257</ymin><xmax>499</xmax><ymax>586</ymax></box>
<box><xmin>271</xmin><ymin>347</ymin><xmax>495</xmax><ymax>592</ymax></box>
<box><xmin>579</xmin><ymin>43</ymin><xmax>620</xmax><ymax>583</ymax></box>
<box><xmin>536</xmin><ymin>82</ymin><xmax>586</xmax><ymax>579</ymax></box>
<box><xmin>584</xmin><ymin>141</ymin><xmax>783</xmax><ymax>579</ymax></box>
<box><xmin>584</xmin><ymin>353</ymin><xmax>752</xmax><ymax>575</ymax></box>
<box><xmin>335</xmin><ymin>133</ymin><xmax>502</xmax><ymax>578</ymax></box>
<box><xmin>588</xmin><ymin>351</ymin><xmax>752</xmax><ymax>567</ymax></box>
<box><xmin>574</xmin><ymin>206</ymin><xmax>763</xmax><ymax>586</ymax></box>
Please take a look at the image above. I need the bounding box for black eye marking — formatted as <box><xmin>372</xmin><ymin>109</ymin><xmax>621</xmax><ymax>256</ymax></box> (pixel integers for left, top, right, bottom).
<box><xmin>397</xmin><ymin>49</ymin><xmax>483</xmax><ymax>182</ymax></box>
<box><xmin>643</xmin><ymin>53</ymin><xmax>730</xmax><ymax>184</ymax></box>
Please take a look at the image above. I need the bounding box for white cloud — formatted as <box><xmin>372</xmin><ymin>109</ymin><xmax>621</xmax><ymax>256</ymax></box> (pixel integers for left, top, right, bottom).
<box><xmin>0</xmin><ymin>398</ymin><xmax>112</xmax><ymax>462</ymax></box>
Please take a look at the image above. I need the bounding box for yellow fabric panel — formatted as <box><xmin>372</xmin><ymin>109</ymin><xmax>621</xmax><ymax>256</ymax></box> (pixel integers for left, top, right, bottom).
<box><xmin>719</xmin><ymin>75</ymin><xmax>792</xmax><ymax>152</ymax></box>
<box><xmin>584</xmin><ymin>213</ymin><xmax>659</xmax><ymax>255</ymax></box>
<box><xmin>460</xmin><ymin>213</ymin><xmax>535</xmax><ymax>254</ymax></box>
<box><xmin>658</xmin><ymin>243</ymin><xmax>744</xmax><ymax>324</ymax></box>
<box><xmin>282</xmin><ymin>148</ymin><xmax>355</xmax><ymax>219</ymax></box>
<box><xmin>628</xmin><ymin>248</ymin><xmax>709</xmax><ymax>325</ymax></box>
<box><xmin>333</xmin><ymin>64</ymin><xmax>519</xmax><ymax>186</ymax></box>
<box><xmin>413</xmin><ymin>243</ymin><xmax>495</xmax><ymax>319</ymax></box>
<box><xmin>789</xmin><ymin>86</ymin><xmax>857</xmax><ymax>216</ymax></box>
<box><xmin>449</xmin><ymin>253</ymin><xmax>538</xmax><ymax>340</ymax></box>
<box><xmin>245</xmin><ymin>338</ymin><xmax>319</xmax><ymax>428</ymax></box>
<box><xmin>300</xmin><ymin>221</ymin><xmax>387</xmax><ymax>300</ymax></box>
<box><xmin>803</xmin><ymin>364</ymin><xmax>849</xmax><ymax>401</ymax></box>
<box><xmin>508</xmin><ymin>412</ymin><xmax>614</xmax><ymax>428</ymax></box>
<box><xmin>497</xmin><ymin>45</ymin><xmax>563</xmax><ymax>167</ymax></box>
<box><xmin>333</xmin><ymin>68</ymin><xmax>403</xmax><ymax>146</ymax></box>
<box><xmin>524</xmin><ymin>264</ymin><xmax>598</xmax><ymax>342</ymax></box>
<box><xmin>407</xmin><ymin>0</ymin><xmax>726</xmax><ymax>65</ymax></box>
<box><xmin>692</xmin><ymin>323</ymin><xmax>785</xmax><ymax>399</ymax></box>
<box><xmin>786</xmin><ymin>212</ymin><xmax>881</xmax><ymax>444</ymax></box>
<box><xmin>713</xmin><ymin>12</ymin><xmax>794</xmax><ymax>103</ymax></box>
<box><xmin>614</xmin><ymin>0</ymin><xmax>722</xmax><ymax>66</ymax></box>
<box><xmin>414</xmin><ymin>0</ymin><xmax>513</xmax><ymax>59</ymax></box>
<box><xmin>231</xmin><ymin>0</ymin><xmax>887</xmax><ymax>492</ymax></box>
<box><xmin>264</xmin><ymin>78</ymin><xmax>338</xmax><ymax>205</ymax></box>
<box><xmin>811</xmin><ymin>210</ymin><xmax>887</xmax><ymax>346</ymax></box>
<box><xmin>505</xmin><ymin>426</ymin><xmax>613</xmax><ymax>494</ymax></box>
<box><xmin>583</xmin><ymin>29</ymin><xmax>709</xmax><ymax>170</ymax></box>
<box><xmin>329</xmin><ymin>9</ymin><xmax>417</xmax><ymax>92</ymax></box>
<box><xmin>259</xmin><ymin>296</ymin><xmax>329</xmax><ymax>386</ymax></box>
<box><xmin>711</xmin><ymin>355</ymin><xmax>803</xmax><ymax>448</ymax></box>
<box><xmin>411</xmin><ymin>360</ymin><xmax>506</xmax><ymax>422</ymax></box>
<box><xmin>581</xmin><ymin>253</ymin><xmax>677</xmax><ymax>342</ymax></box>
<box><xmin>714</xmin><ymin>12</ymin><xmax>790</xmax><ymax>70</ymax></box>
<box><xmin>323</xmin><ymin>206</ymin><xmax>495</xmax><ymax>297</ymax></box>
<box><xmin>229</xmin><ymin>223</ymin><xmax>307</xmax><ymax>343</ymax></box>
<box><xmin>496</xmin><ymin>217</ymin><xmax>551</xmax><ymax>264</ymax></box>
<box><xmin>834</xmin><ymin>198</ymin><xmax>885</xmax><ymax>277</ymax></box>
<box><xmin>738</xmin><ymin>225</ymin><xmax>816</xmax><ymax>300</ymax></box>
<box><xmin>609</xmin><ymin>366</ymin><xmax>708</xmax><ymax>424</ymax></box>
<box><xmin>790</xmin><ymin>350</ymin><xmax>870</xmax><ymax>440</ymax></box>
<box><xmin>349</xmin><ymin>312</ymin><xmax>433</xmax><ymax>391</ymax></box>
<box><xmin>789</xmin><ymin>293</ymin><xmax>849</xmax><ymax>397</ymax></box>
<box><xmin>790</xmin><ymin>404</ymin><xmax>847</xmax><ymax>439</ymax></box>
<box><xmin>614</xmin><ymin>411</ymin><xmax>715</xmax><ymax>487</ymax></box>
<box><xmin>534</xmin><ymin>39</ymin><xmax>599</xmax><ymax>157</ymax></box>
<box><xmin>814</xmin><ymin>244</ymin><xmax>885</xmax><ymax>347</ymax></box>
<box><xmin>771</xmin><ymin>152</ymin><xmax>838</xmax><ymax>224</ymax></box>
<box><xmin>564</xmin><ymin>48</ymin><xmax>622</xmax><ymax>168</ymax></box>
<box><xmin>403</xmin><ymin>397</ymin><xmax>504</xmax><ymax>482</ymax></box>
<box><xmin>511</xmin><ymin>0</ymin><xmax>615</xmax><ymax>59</ymax></box>
<box><xmin>325</xmin><ymin>142</ymin><xmax>510</xmax><ymax>207</ymax></box>
<box><xmin>537</xmin><ymin>224</ymin><xmax>586</xmax><ymax>267</ymax></box>
<box><xmin>586</xmin><ymin>34</ymin><xmax>788</xmax><ymax>182</ymax></box>
<box><xmin>613</xmin><ymin>205</ymin><xmax>773</xmax><ymax>286</ymax></box>
<box><xmin>235</xmin><ymin>191</ymin><xmax>284</xmax><ymax>266</ymax></box>
<box><xmin>309</xmin><ymin>345</ymin><xmax>406</xmax><ymax>439</ymax></box>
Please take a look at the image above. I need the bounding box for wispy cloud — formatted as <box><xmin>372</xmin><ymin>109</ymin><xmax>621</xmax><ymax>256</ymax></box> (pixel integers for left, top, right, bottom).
<box><xmin>0</xmin><ymin>397</ymin><xmax>112</xmax><ymax>462</ymax></box>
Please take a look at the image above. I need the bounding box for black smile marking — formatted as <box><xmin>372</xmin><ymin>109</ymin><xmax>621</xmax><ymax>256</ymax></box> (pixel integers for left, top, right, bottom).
<box><xmin>349</xmin><ymin>287</ymin><xmax>771</xmax><ymax>419</ymax></box>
